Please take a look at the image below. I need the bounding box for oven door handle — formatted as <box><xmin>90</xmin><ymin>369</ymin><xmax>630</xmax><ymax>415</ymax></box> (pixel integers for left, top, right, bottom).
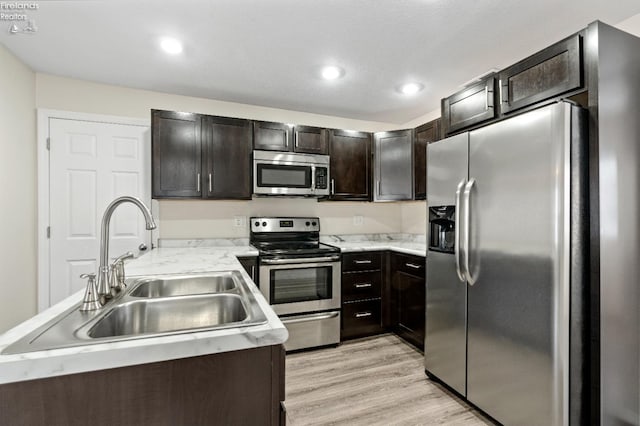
<box><xmin>260</xmin><ymin>256</ymin><xmax>340</xmax><ymax>265</ymax></box>
<box><xmin>280</xmin><ymin>311</ymin><xmax>340</xmax><ymax>324</ymax></box>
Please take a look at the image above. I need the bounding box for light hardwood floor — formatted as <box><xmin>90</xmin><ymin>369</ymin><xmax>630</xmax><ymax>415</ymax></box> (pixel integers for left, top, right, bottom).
<box><xmin>285</xmin><ymin>334</ymin><xmax>495</xmax><ymax>426</ymax></box>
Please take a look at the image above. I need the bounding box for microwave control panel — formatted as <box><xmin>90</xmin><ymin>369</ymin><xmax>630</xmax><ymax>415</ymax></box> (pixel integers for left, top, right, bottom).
<box><xmin>315</xmin><ymin>167</ymin><xmax>328</xmax><ymax>189</ymax></box>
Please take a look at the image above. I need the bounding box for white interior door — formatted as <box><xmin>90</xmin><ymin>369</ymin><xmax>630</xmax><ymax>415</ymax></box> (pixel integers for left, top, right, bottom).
<box><xmin>48</xmin><ymin>118</ymin><xmax>150</xmax><ymax>306</ymax></box>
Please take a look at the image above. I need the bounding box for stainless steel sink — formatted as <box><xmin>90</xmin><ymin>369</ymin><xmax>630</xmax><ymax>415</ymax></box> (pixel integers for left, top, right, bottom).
<box><xmin>89</xmin><ymin>294</ymin><xmax>247</xmax><ymax>338</ymax></box>
<box><xmin>129</xmin><ymin>273</ymin><xmax>237</xmax><ymax>298</ymax></box>
<box><xmin>2</xmin><ymin>271</ymin><xmax>268</xmax><ymax>354</ymax></box>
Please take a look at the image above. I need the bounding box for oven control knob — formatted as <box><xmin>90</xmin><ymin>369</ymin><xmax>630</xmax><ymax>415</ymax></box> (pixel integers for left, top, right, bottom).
<box><xmin>262</xmin><ymin>221</ymin><xmax>267</xmax><ymax>227</ymax></box>
<box><xmin>312</xmin><ymin>221</ymin><xmax>317</xmax><ymax>226</ymax></box>
<box><xmin>305</xmin><ymin>221</ymin><xmax>310</xmax><ymax>226</ymax></box>
<box><xmin>254</xmin><ymin>221</ymin><xmax>260</xmax><ymax>227</ymax></box>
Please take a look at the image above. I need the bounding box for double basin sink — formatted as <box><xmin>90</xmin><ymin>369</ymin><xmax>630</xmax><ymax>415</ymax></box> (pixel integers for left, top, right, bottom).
<box><xmin>2</xmin><ymin>271</ymin><xmax>268</xmax><ymax>354</ymax></box>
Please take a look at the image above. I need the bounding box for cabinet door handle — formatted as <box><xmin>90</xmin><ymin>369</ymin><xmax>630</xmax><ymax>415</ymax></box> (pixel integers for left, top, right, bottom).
<box><xmin>354</xmin><ymin>260</ymin><xmax>372</xmax><ymax>265</ymax></box>
<box><xmin>251</xmin><ymin>265</ymin><xmax>255</xmax><ymax>280</ymax></box>
<box><xmin>376</xmin><ymin>180</ymin><xmax>381</xmax><ymax>196</ymax></box>
<box><xmin>355</xmin><ymin>312</ymin><xmax>372</xmax><ymax>318</ymax></box>
<box><xmin>197</xmin><ymin>173</ymin><xmax>201</xmax><ymax>192</ymax></box>
<box><xmin>331</xmin><ymin>179</ymin><xmax>335</xmax><ymax>195</ymax></box>
<box><xmin>285</xmin><ymin>131</ymin><xmax>289</xmax><ymax>148</ymax></box>
<box><xmin>208</xmin><ymin>173</ymin><xmax>213</xmax><ymax>193</ymax></box>
<box><xmin>405</xmin><ymin>263</ymin><xmax>422</xmax><ymax>269</ymax></box>
<box><xmin>354</xmin><ymin>283</ymin><xmax>372</xmax><ymax>288</ymax></box>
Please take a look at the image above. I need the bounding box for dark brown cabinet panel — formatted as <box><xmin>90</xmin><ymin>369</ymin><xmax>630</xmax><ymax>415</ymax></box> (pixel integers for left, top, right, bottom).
<box><xmin>294</xmin><ymin>125</ymin><xmax>328</xmax><ymax>155</ymax></box>
<box><xmin>342</xmin><ymin>270</ymin><xmax>382</xmax><ymax>302</ymax></box>
<box><xmin>253</xmin><ymin>121</ymin><xmax>327</xmax><ymax>155</ymax></box>
<box><xmin>414</xmin><ymin>119</ymin><xmax>441</xmax><ymax>200</ymax></box>
<box><xmin>153</xmin><ymin>110</ymin><xmax>252</xmax><ymax>200</ymax></box>
<box><xmin>341</xmin><ymin>251</ymin><xmax>385</xmax><ymax>340</ymax></box>
<box><xmin>152</xmin><ymin>110</ymin><xmax>202</xmax><ymax>198</ymax></box>
<box><xmin>237</xmin><ymin>256</ymin><xmax>258</xmax><ymax>284</ymax></box>
<box><xmin>0</xmin><ymin>345</ymin><xmax>286</xmax><ymax>426</ymax></box>
<box><xmin>442</xmin><ymin>77</ymin><xmax>496</xmax><ymax>135</ymax></box>
<box><xmin>203</xmin><ymin>116</ymin><xmax>252</xmax><ymax>199</ymax></box>
<box><xmin>342</xmin><ymin>251</ymin><xmax>382</xmax><ymax>273</ymax></box>
<box><xmin>342</xmin><ymin>299</ymin><xmax>382</xmax><ymax>338</ymax></box>
<box><xmin>498</xmin><ymin>34</ymin><xmax>583</xmax><ymax>114</ymax></box>
<box><xmin>373</xmin><ymin>129</ymin><xmax>414</xmax><ymax>201</ymax></box>
<box><xmin>391</xmin><ymin>253</ymin><xmax>425</xmax><ymax>350</ymax></box>
<box><xmin>253</xmin><ymin>121</ymin><xmax>294</xmax><ymax>152</ymax></box>
<box><xmin>328</xmin><ymin>129</ymin><xmax>372</xmax><ymax>201</ymax></box>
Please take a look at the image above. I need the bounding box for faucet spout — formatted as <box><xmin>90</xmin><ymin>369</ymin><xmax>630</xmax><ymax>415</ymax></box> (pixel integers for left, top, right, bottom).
<box><xmin>97</xmin><ymin>196</ymin><xmax>156</xmax><ymax>298</ymax></box>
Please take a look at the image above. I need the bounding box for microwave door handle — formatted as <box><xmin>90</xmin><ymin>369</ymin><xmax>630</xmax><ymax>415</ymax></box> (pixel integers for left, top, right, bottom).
<box><xmin>311</xmin><ymin>165</ymin><xmax>316</xmax><ymax>192</ymax></box>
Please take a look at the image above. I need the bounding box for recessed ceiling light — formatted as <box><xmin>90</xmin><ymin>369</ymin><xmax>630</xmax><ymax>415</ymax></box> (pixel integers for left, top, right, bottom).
<box><xmin>321</xmin><ymin>65</ymin><xmax>344</xmax><ymax>80</ymax></box>
<box><xmin>160</xmin><ymin>37</ymin><xmax>183</xmax><ymax>55</ymax></box>
<box><xmin>398</xmin><ymin>82</ymin><xmax>424</xmax><ymax>95</ymax></box>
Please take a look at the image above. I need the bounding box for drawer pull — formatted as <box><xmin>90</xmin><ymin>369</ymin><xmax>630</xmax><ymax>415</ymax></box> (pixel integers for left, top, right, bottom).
<box><xmin>405</xmin><ymin>263</ymin><xmax>422</xmax><ymax>269</ymax></box>
<box><xmin>354</xmin><ymin>283</ymin><xmax>372</xmax><ymax>288</ymax></box>
<box><xmin>354</xmin><ymin>260</ymin><xmax>372</xmax><ymax>265</ymax></box>
<box><xmin>355</xmin><ymin>312</ymin><xmax>372</xmax><ymax>318</ymax></box>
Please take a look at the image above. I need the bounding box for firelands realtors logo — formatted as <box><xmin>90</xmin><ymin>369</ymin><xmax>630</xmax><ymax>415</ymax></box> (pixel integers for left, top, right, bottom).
<box><xmin>1</xmin><ymin>2</ymin><xmax>39</xmax><ymax>34</ymax></box>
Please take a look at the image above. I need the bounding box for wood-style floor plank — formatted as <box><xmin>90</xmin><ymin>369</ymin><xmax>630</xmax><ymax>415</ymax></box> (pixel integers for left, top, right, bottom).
<box><xmin>285</xmin><ymin>334</ymin><xmax>494</xmax><ymax>426</ymax></box>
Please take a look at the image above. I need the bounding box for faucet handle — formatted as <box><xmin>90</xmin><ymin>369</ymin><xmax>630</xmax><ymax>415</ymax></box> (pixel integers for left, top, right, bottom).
<box><xmin>79</xmin><ymin>273</ymin><xmax>101</xmax><ymax>312</ymax></box>
<box><xmin>113</xmin><ymin>251</ymin><xmax>134</xmax><ymax>264</ymax></box>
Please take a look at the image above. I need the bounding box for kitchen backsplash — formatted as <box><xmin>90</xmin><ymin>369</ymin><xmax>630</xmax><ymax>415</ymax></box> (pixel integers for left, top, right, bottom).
<box><xmin>157</xmin><ymin>198</ymin><xmax>427</xmax><ymax>239</ymax></box>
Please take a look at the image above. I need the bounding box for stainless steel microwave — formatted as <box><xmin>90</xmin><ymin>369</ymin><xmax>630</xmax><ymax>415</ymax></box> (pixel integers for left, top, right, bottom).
<box><xmin>253</xmin><ymin>150</ymin><xmax>330</xmax><ymax>196</ymax></box>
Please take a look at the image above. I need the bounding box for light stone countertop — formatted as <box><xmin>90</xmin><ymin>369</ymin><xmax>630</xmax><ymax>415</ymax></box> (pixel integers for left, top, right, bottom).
<box><xmin>0</xmin><ymin>246</ymin><xmax>285</xmax><ymax>385</ymax></box>
<box><xmin>321</xmin><ymin>234</ymin><xmax>427</xmax><ymax>257</ymax></box>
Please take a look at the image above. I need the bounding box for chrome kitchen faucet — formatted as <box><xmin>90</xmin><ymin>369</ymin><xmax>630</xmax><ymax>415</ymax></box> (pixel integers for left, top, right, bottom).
<box><xmin>80</xmin><ymin>196</ymin><xmax>157</xmax><ymax>310</ymax></box>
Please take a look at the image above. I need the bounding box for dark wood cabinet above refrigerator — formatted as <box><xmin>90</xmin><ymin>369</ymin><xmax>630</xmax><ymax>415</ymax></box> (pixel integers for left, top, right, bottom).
<box><xmin>442</xmin><ymin>76</ymin><xmax>496</xmax><ymax>136</ymax></box>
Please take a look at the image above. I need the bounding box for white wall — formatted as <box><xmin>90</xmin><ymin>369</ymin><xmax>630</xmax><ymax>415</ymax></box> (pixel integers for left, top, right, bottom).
<box><xmin>0</xmin><ymin>44</ymin><xmax>37</xmax><ymax>332</ymax></box>
<box><xmin>35</xmin><ymin>74</ymin><xmax>424</xmax><ymax>239</ymax></box>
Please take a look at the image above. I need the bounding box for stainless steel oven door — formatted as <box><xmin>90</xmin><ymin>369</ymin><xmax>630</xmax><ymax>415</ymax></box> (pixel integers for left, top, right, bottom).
<box><xmin>259</xmin><ymin>257</ymin><xmax>341</xmax><ymax>315</ymax></box>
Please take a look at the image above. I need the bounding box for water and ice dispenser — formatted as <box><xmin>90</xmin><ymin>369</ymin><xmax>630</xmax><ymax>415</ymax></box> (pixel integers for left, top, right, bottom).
<box><xmin>428</xmin><ymin>206</ymin><xmax>455</xmax><ymax>253</ymax></box>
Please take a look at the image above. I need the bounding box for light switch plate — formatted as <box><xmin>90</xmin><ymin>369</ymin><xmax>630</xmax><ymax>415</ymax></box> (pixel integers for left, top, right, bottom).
<box><xmin>353</xmin><ymin>215</ymin><xmax>364</xmax><ymax>226</ymax></box>
<box><xmin>233</xmin><ymin>215</ymin><xmax>247</xmax><ymax>228</ymax></box>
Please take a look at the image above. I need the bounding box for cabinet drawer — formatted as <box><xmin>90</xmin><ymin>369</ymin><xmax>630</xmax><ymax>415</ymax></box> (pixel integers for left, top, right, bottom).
<box><xmin>498</xmin><ymin>34</ymin><xmax>582</xmax><ymax>114</ymax></box>
<box><xmin>342</xmin><ymin>271</ymin><xmax>382</xmax><ymax>302</ymax></box>
<box><xmin>442</xmin><ymin>77</ymin><xmax>496</xmax><ymax>134</ymax></box>
<box><xmin>394</xmin><ymin>253</ymin><xmax>425</xmax><ymax>277</ymax></box>
<box><xmin>342</xmin><ymin>299</ymin><xmax>382</xmax><ymax>338</ymax></box>
<box><xmin>342</xmin><ymin>252</ymin><xmax>382</xmax><ymax>272</ymax></box>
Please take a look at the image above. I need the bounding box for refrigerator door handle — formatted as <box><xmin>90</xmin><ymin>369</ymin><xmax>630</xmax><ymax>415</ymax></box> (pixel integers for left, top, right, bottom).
<box><xmin>454</xmin><ymin>179</ymin><xmax>466</xmax><ymax>282</ymax></box>
<box><xmin>463</xmin><ymin>178</ymin><xmax>476</xmax><ymax>285</ymax></box>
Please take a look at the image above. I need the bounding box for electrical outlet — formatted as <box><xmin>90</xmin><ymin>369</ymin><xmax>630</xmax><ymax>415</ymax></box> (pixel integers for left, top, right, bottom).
<box><xmin>233</xmin><ymin>215</ymin><xmax>247</xmax><ymax>228</ymax></box>
<box><xmin>353</xmin><ymin>215</ymin><xmax>364</xmax><ymax>226</ymax></box>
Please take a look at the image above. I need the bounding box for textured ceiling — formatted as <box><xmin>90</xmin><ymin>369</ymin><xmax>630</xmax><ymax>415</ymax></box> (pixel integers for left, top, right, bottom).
<box><xmin>2</xmin><ymin>0</ymin><xmax>640</xmax><ymax>124</ymax></box>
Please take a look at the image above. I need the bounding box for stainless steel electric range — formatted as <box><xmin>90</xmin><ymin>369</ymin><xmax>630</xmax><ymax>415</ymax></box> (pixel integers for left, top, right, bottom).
<box><xmin>250</xmin><ymin>217</ymin><xmax>341</xmax><ymax>351</ymax></box>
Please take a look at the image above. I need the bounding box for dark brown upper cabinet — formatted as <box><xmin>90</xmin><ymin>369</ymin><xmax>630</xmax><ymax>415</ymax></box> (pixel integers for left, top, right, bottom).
<box><xmin>253</xmin><ymin>121</ymin><xmax>328</xmax><ymax>155</ymax></box>
<box><xmin>252</xmin><ymin>121</ymin><xmax>294</xmax><ymax>152</ymax></box>
<box><xmin>152</xmin><ymin>110</ymin><xmax>202</xmax><ymax>198</ymax></box>
<box><xmin>294</xmin><ymin>125</ymin><xmax>328</xmax><ymax>155</ymax></box>
<box><xmin>203</xmin><ymin>116</ymin><xmax>252</xmax><ymax>199</ymax></box>
<box><xmin>328</xmin><ymin>129</ymin><xmax>372</xmax><ymax>201</ymax></box>
<box><xmin>414</xmin><ymin>118</ymin><xmax>441</xmax><ymax>200</ymax></box>
<box><xmin>498</xmin><ymin>34</ymin><xmax>583</xmax><ymax>115</ymax></box>
<box><xmin>442</xmin><ymin>76</ymin><xmax>496</xmax><ymax>135</ymax></box>
<box><xmin>373</xmin><ymin>129</ymin><xmax>414</xmax><ymax>201</ymax></box>
<box><xmin>152</xmin><ymin>110</ymin><xmax>252</xmax><ymax>200</ymax></box>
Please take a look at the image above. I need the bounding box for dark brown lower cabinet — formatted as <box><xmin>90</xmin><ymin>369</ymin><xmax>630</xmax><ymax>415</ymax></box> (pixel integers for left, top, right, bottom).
<box><xmin>0</xmin><ymin>345</ymin><xmax>286</xmax><ymax>426</ymax></box>
<box><xmin>341</xmin><ymin>251</ymin><xmax>385</xmax><ymax>340</ymax></box>
<box><xmin>237</xmin><ymin>256</ymin><xmax>258</xmax><ymax>285</ymax></box>
<box><xmin>391</xmin><ymin>253</ymin><xmax>426</xmax><ymax>350</ymax></box>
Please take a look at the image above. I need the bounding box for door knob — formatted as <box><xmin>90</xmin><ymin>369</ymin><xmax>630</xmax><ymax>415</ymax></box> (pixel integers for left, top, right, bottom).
<box><xmin>139</xmin><ymin>243</ymin><xmax>148</xmax><ymax>251</ymax></box>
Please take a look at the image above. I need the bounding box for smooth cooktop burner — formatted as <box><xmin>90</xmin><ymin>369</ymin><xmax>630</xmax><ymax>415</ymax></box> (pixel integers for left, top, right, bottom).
<box><xmin>250</xmin><ymin>217</ymin><xmax>340</xmax><ymax>259</ymax></box>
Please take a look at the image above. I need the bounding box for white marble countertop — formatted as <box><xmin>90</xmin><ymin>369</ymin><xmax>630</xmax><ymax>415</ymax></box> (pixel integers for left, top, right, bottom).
<box><xmin>321</xmin><ymin>234</ymin><xmax>427</xmax><ymax>257</ymax></box>
<box><xmin>0</xmin><ymin>246</ymin><xmax>286</xmax><ymax>385</ymax></box>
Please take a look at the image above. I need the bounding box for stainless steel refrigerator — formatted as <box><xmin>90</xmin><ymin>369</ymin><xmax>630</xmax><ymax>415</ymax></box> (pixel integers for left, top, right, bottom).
<box><xmin>425</xmin><ymin>101</ymin><xmax>588</xmax><ymax>425</ymax></box>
